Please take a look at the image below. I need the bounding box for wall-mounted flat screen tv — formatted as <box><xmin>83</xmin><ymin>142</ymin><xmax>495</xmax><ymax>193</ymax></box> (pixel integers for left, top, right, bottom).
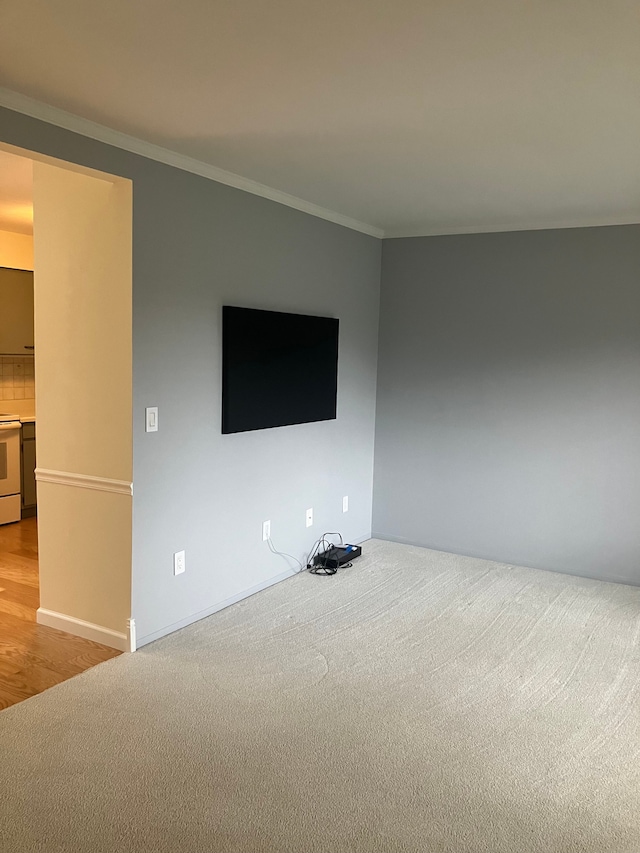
<box><xmin>222</xmin><ymin>306</ymin><xmax>339</xmax><ymax>434</ymax></box>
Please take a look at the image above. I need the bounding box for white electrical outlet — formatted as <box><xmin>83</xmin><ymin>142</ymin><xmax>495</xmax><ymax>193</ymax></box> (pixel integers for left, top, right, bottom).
<box><xmin>343</xmin><ymin>495</ymin><xmax>349</xmax><ymax>513</ymax></box>
<box><xmin>173</xmin><ymin>550</ymin><xmax>186</xmax><ymax>576</ymax></box>
<box><xmin>262</xmin><ymin>520</ymin><xmax>271</xmax><ymax>541</ymax></box>
<box><xmin>306</xmin><ymin>507</ymin><xmax>313</xmax><ymax>528</ymax></box>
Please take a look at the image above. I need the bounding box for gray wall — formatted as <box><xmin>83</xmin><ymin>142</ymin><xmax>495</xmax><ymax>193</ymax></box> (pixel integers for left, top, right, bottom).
<box><xmin>374</xmin><ymin>226</ymin><xmax>640</xmax><ymax>585</ymax></box>
<box><xmin>0</xmin><ymin>107</ymin><xmax>381</xmax><ymax>643</ymax></box>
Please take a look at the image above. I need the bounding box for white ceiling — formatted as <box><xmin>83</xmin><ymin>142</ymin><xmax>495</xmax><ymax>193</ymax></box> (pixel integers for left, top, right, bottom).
<box><xmin>0</xmin><ymin>149</ymin><xmax>33</xmax><ymax>235</ymax></box>
<box><xmin>0</xmin><ymin>0</ymin><xmax>638</xmax><ymax>237</ymax></box>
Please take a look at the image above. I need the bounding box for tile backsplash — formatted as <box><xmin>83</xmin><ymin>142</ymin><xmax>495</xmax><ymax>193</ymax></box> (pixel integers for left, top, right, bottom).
<box><xmin>1</xmin><ymin>356</ymin><xmax>35</xmax><ymax>401</ymax></box>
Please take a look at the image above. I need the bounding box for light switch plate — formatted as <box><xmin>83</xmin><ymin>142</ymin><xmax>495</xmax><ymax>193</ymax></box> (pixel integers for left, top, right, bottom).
<box><xmin>145</xmin><ymin>406</ymin><xmax>158</xmax><ymax>432</ymax></box>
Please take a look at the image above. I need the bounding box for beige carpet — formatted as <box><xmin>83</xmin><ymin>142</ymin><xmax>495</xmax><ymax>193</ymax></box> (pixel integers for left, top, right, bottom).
<box><xmin>2</xmin><ymin>539</ymin><xmax>640</xmax><ymax>852</ymax></box>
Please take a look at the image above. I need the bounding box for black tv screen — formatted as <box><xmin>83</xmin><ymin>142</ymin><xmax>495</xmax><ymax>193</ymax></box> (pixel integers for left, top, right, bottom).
<box><xmin>222</xmin><ymin>306</ymin><xmax>339</xmax><ymax>434</ymax></box>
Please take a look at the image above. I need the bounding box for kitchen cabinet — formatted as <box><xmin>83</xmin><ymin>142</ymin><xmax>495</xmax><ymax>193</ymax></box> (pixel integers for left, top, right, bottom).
<box><xmin>21</xmin><ymin>421</ymin><xmax>37</xmax><ymax>515</ymax></box>
<box><xmin>0</xmin><ymin>267</ymin><xmax>34</xmax><ymax>355</ymax></box>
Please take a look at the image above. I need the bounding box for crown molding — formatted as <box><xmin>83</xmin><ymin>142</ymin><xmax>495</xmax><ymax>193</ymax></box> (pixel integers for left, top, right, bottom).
<box><xmin>0</xmin><ymin>87</ymin><xmax>384</xmax><ymax>239</ymax></box>
<box><xmin>3</xmin><ymin>88</ymin><xmax>636</xmax><ymax>242</ymax></box>
<box><xmin>384</xmin><ymin>215</ymin><xmax>640</xmax><ymax>239</ymax></box>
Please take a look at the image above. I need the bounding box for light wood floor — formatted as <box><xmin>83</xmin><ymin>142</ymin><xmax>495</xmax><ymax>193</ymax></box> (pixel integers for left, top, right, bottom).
<box><xmin>0</xmin><ymin>516</ymin><xmax>121</xmax><ymax>711</ymax></box>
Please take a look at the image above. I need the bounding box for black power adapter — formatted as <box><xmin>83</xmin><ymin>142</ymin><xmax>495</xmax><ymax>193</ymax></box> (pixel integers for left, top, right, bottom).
<box><xmin>312</xmin><ymin>543</ymin><xmax>362</xmax><ymax>573</ymax></box>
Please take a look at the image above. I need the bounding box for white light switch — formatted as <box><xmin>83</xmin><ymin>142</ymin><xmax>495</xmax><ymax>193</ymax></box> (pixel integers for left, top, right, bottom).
<box><xmin>145</xmin><ymin>407</ymin><xmax>158</xmax><ymax>432</ymax></box>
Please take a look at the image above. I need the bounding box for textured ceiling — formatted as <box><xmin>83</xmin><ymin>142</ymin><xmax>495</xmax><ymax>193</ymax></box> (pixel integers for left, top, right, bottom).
<box><xmin>0</xmin><ymin>0</ymin><xmax>638</xmax><ymax>236</ymax></box>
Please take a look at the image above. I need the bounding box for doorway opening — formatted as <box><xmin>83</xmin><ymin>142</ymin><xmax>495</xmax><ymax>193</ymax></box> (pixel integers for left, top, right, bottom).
<box><xmin>0</xmin><ymin>144</ymin><xmax>133</xmax><ymax>710</ymax></box>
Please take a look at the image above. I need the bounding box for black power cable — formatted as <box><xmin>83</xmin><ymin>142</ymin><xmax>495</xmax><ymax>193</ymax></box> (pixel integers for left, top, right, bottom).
<box><xmin>267</xmin><ymin>531</ymin><xmax>352</xmax><ymax>576</ymax></box>
<box><xmin>308</xmin><ymin>532</ymin><xmax>353</xmax><ymax>575</ymax></box>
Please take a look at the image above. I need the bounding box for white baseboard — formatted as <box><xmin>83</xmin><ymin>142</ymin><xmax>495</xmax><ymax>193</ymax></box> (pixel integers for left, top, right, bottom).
<box><xmin>137</xmin><ymin>568</ymin><xmax>296</xmax><ymax>648</ymax></box>
<box><xmin>136</xmin><ymin>532</ymin><xmax>373</xmax><ymax>648</ymax></box>
<box><xmin>37</xmin><ymin>607</ymin><xmax>129</xmax><ymax>652</ymax></box>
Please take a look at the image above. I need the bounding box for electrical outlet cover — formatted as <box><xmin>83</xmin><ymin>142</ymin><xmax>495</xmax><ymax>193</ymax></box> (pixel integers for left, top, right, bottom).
<box><xmin>174</xmin><ymin>550</ymin><xmax>186</xmax><ymax>575</ymax></box>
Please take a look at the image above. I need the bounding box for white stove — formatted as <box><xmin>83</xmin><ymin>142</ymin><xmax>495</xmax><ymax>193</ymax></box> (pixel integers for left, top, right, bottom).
<box><xmin>0</xmin><ymin>412</ymin><xmax>22</xmax><ymax>525</ymax></box>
